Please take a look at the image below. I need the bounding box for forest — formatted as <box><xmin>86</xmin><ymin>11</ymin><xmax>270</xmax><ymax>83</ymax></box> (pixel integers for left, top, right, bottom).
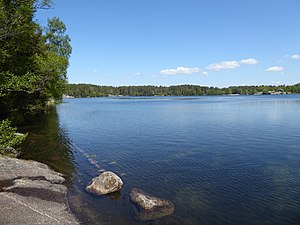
<box><xmin>66</xmin><ymin>83</ymin><xmax>300</xmax><ymax>98</ymax></box>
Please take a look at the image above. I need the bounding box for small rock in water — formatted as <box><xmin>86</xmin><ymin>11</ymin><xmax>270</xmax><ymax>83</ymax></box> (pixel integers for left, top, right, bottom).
<box><xmin>86</xmin><ymin>171</ymin><xmax>123</xmax><ymax>195</ymax></box>
<box><xmin>129</xmin><ymin>188</ymin><xmax>175</xmax><ymax>221</ymax></box>
<box><xmin>88</xmin><ymin>158</ymin><xmax>97</xmax><ymax>165</ymax></box>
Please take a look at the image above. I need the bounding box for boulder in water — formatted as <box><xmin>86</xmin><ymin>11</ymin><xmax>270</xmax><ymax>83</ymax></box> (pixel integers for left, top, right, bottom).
<box><xmin>86</xmin><ymin>171</ymin><xmax>123</xmax><ymax>195</ymax></box>
<box><xmin>130</xmin><ymin>188</ymin><xmax>175</xmax><ymax>221</ymax></box>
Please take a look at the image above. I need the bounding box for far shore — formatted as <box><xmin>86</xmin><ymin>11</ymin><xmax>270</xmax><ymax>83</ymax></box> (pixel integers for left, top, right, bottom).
<box><xmin>63</xmin><ymin>90</ymin><xmax>295</xmax><ymax>99</ymax></box>
<box><xmin>64</xmin><ymin>83</ymin><xmax>299</xmax><ymax>98</ymax></box>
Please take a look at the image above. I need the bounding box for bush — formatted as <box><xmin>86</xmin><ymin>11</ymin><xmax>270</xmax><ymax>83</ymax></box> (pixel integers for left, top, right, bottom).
<box><xmin>0</xmin><ymin>119</ymin><xmax>27</xmax><ymax>156</ymax></box>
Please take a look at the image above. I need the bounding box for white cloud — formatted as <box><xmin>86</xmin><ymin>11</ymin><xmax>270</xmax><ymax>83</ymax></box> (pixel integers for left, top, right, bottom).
<box><xmin>206</xmin><ymin>58</ymin><xmax>258</xmax><ymax>71</ymax></box>
<box><xmin>265</xmin><ymin>66</ymin><xmax>284</xmax><ymax>72</ymax></box>
<box><xmin>160</xmin><ymin>67</ymin><xmax>200</xmax><ymax>75</ymax></box>
<box><xmin>206</xmin><ymin>61</ymin><xmax>240</xmax><ymax>71</ymax></box>
<box><xmin>134</xmin><ymin>72</ymin><xmax>142</xmax><ymax>76</ymax></box>
<box><xmin>239</xmin><ymin>58</ymin><xmax>258</xmax><ymax>65</ymax></box>
<box><xmin>284</xmin><ymin>54</ymin><xmax>299</xmax><ymax>59</ymax></box>
<box><xmin>92</xmin><ymin>69</ymin><xmax>98</xmax><ymax>73</ymax></box>
<box><xmin>202</xmin><ymin>71</ymin><xmax>208</xmax><ymax>76</ymax></box>
<box><xmin>291</xmin><ymin>54</ymin><xmax>300</xmax><ymax>59</ymax></box>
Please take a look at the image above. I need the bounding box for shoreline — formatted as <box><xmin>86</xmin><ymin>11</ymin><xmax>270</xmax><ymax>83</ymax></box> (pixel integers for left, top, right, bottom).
<box><xmin>64</xmin><ymin>92</ymin><xmax>298</xmax><ymax>99</ymax></box>
<box><xmin>0</xmin><ymin>156</ymin><xmax>79</xmax><ymax>225</ymax></box>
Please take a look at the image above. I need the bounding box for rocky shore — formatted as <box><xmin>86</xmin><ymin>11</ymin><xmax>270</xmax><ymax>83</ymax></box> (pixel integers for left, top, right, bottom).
<box><xmin>0</xmin><ymin>156</ymin><xmax>79</xmax><ymax>225</ymax></box>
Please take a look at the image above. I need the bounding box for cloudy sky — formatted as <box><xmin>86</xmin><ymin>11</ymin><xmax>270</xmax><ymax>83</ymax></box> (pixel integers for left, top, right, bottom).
<box><xmin>37</xmin><ymin>0</ymin><xmax>300</xmax><ymax>87</ymax></box>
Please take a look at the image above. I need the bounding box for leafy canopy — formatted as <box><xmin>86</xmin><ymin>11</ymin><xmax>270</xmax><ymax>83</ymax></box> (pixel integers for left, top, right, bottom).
<box><xmin>0</xmin><ymin>0</ymin><xmax>71</xmax><ymax>122</ymax></box>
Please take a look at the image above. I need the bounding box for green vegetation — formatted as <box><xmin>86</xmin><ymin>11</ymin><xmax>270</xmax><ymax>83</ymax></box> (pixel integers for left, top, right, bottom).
<box><xmin>66</xmin><ymin>83</ymin><xmax>300</xmax><ymax>97</ymax></box>
<box><xmin>0</xmin><ymin>0</ymin><xmax>71</xmax><ymax>122</ymax></box>
<box><xmin>0</xmin><ymin>0</ymin><xmax>71</xmax><ymax>154</ymax></box>
<box><xmin>0</xmin><ymin>119</ymin><xmax>27</xmax><ymax>156</ymax></box>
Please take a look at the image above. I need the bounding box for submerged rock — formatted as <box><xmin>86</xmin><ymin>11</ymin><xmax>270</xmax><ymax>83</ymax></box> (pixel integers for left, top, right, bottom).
<box><xmin>129</xmin><ymin>188</ymin><xmax>175</xmax><ymax>221</ymax></box>
<box><xmin>86</xmin><ymin>171</ymin><xmax>123</xmax><ymax>195</ymax></box>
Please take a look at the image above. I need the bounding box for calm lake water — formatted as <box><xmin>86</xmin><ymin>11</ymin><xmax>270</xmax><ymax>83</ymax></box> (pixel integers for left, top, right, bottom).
<box><xmin>21</xmin><ymin>95</ymin><xmax>300</xmax><ymax>224</ymax></box>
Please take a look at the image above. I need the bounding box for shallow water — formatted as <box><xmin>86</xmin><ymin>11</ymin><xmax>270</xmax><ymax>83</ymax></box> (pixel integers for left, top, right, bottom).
<box><xmin>22</xmin><ymin>95</ymin><xmax>300</xmax><ymax>224</ymax></box>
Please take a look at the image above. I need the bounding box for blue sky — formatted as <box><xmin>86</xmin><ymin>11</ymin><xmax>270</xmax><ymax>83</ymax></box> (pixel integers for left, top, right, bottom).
<box><xmin>37</xmin><ymin>0</ymin><xmax>300</xmax><ymax>87</ymax></box>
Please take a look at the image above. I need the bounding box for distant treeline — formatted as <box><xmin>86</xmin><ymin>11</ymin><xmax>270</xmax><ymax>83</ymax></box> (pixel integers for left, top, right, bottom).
<box><xmin>65</xmin><ymin>83</ymin><xmax>300</xmax><ymax>97</ymax></box>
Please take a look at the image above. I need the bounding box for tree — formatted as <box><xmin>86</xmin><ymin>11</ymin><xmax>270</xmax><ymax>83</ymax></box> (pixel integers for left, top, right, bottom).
<box><xmin>0</xmin><ymin>0</ymin><xmax>71</xmax><ymax>122</ymax></box>
<box><xmin>42</xmin><ymin>17</ymin><xmax>72</xmax><ymax>99</ymax></box>
<box><xmin>45</xmin><ymin>17</ymin><xmax>72</xmax><ymax>60</ymax></box>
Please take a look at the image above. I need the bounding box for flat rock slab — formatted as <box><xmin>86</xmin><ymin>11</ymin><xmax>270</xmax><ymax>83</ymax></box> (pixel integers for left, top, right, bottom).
<box><xmin>0</xmin><ymin>156</ymin><xmax>79</xmax><ymax>225</ymax></box>
<box><xmin>130</xmin><ymin>188</ymin><xmax>175</xmax><ymax>221</ymax></box>
<box><xmin>0</xmin><ymin>156</ymin><xmax>64</xmax><ymax>183</ymax></box>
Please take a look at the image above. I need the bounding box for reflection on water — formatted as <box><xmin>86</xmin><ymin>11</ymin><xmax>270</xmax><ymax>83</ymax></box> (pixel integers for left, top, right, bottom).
<box><xmin>20</xmin><ymin>95</ymin><xmax>300</xmax><ymax>224</ymax></box>
<box><xmin>19</xmin><ymin>105</ymin><xmax>75</xmax><ymax>183</ymax></box>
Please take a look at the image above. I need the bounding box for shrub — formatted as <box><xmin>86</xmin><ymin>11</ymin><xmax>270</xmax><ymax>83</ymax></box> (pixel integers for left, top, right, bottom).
<box><xmin>0</xmin><ymin>119</ymin><xmax>27</xmax><ymax>156</ymax></box>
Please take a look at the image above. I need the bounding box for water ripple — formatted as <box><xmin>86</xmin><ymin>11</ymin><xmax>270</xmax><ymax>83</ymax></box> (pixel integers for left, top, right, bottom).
<box><xmin>58</xmin><ymin>96</ymin><xmax>300</xmax><ymax>225</ymax></box>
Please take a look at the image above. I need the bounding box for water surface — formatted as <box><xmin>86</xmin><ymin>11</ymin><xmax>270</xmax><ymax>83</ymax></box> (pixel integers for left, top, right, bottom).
<box><xmin>23</xmin><ymin>95</ymin><xmax>300</xmax><ymax>224</ymax></box>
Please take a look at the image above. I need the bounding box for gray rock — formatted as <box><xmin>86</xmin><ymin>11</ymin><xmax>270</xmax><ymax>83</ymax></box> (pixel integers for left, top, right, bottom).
<box><xmin>0</xmin><ymin>192</ymin><xmax>77</xmax><ymax>225</ymax></box>
<box><xmin>0</xmin><ymin>156</ymin><xmax>79</xmax><ymax>225</ymax></box>
<box><xmin>130</xmin><ymin>188</ymin><xmax>175</xmax><ymax>221</ymax></box>
<box><xmin>0</xmin><ymin>156</ymin><xmax>64</xmax><ymax>184</ymax></box>
<box><xmin>86</xmin><ymin>171</ymin><xmax>123</xmax><ymax>195</ymax></box>
<box><xmin>4</xmin><ymin>178</ymin><xmax>67</xmax><ymax>194</ymax></box>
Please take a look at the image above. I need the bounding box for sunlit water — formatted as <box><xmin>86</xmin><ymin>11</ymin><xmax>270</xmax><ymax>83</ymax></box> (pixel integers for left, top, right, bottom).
<box><xmin>22</xmin><ymin>95</ymin><xmax>300</xmax><ymax>224</ymax></box>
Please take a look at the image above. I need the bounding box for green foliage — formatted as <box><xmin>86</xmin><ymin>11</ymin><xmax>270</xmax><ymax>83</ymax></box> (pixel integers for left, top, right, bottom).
<box><xmin>45</xmin><ymin>17</ymin><xmax>72</xmax><ymax>60</ymax></box>
<box><xmin>0</xmin><ymin>72</ymin><xmax>41</xmax><ymax>95</ymax></box>
<box><xmin>0</xmin><ymin>0</ymin><xmax>71</xmax><ymax>122</ymax></box>
<box><xmin>34</xmin><ymin>51</ymin><xmax>69</xmax><ymax>99</ymax></box>
<box><xmin>35</xmin><ymin>0</ymin><xmax>53</xmax><ymax>10</ymax></box>
<box><xmin>65</xmin><ymin>83</ymin><xmax>300</xmax><ymax>98</ymax></box>
<box><xmin>0</xmin><ymin>119</ymin><xmax>27</xmax><ymax>154</ymax></box>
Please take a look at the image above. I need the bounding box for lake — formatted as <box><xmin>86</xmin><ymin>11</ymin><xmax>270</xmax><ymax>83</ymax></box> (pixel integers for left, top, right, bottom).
<box><xmin>21</xmin><ymin>95</ymin><xmax>300</xmax><ymax>224</ymax></box>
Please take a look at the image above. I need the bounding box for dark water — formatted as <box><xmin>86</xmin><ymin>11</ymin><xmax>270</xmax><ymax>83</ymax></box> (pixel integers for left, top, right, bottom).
<box><xmin>21</xmin><ymin>95</ymin><xmax>300</xmax><ymax>224</ymax></box>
